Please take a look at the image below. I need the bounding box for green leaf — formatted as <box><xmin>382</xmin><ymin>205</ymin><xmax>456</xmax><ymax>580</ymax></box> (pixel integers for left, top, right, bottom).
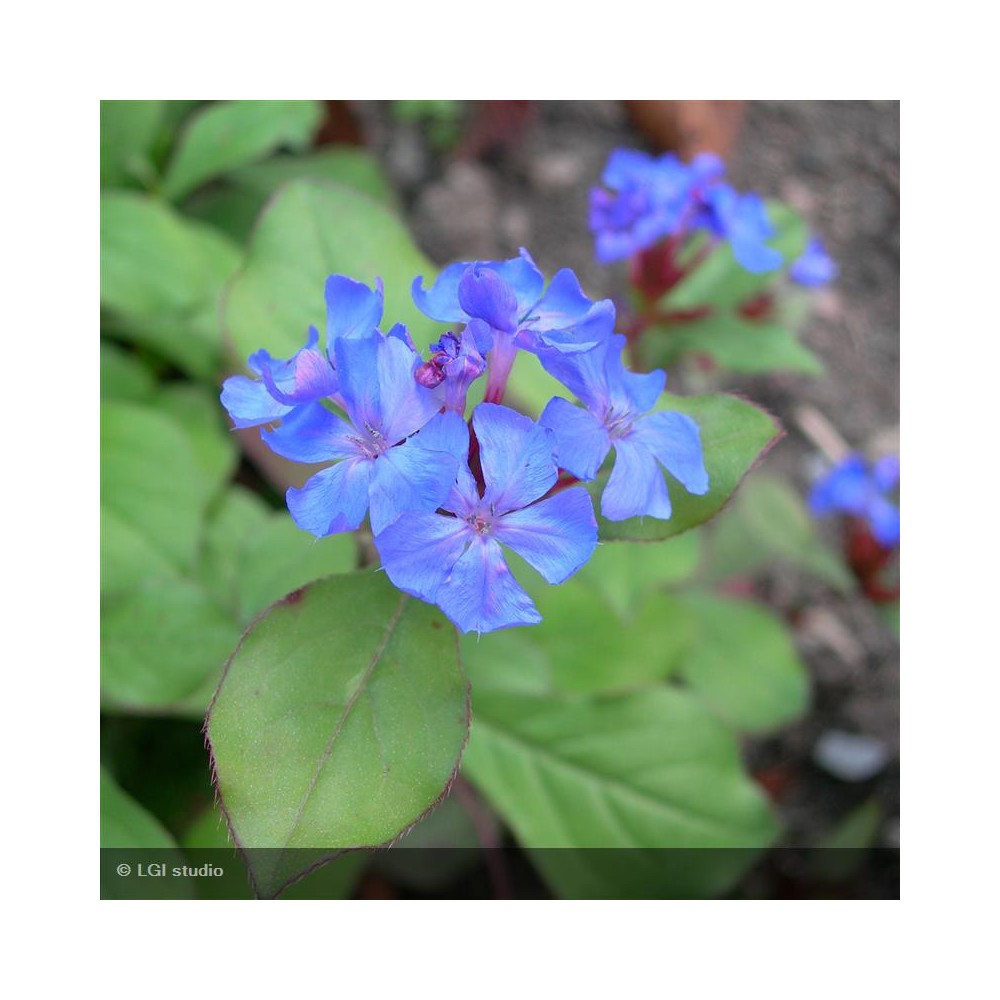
<box><xmin>100</xmin><ymin>192</ymin><xmax>242</xmax><ymax>377</ymax></box>
<box><xmin>676</xmin><ymin>593</ymin><xmax>809</xmax><ymax>732</ymax></box>
<box><xmin>197</xmin><ymin>486</ymin><xmax>356</xmax><ymax>623</ymax></box>
<box><xmin>155</xmin><ymin>384</ymin><xmax>238</xmax><ymax>506</ymax></box>
<box><xmin>101</xmin><ymin>767</ymin><xmax>178</xmax><ymax>849</ymax></box>
<box><xmin>161</xmin><ymin>100</ymin><xmax>322</xmax><ymax>202</ymax></box>
<box><xmin>100</xmin><ymin>101</ymin><xmax>164</xmax><ymax>188</ymax></box>
<box><xmin>100</xmin><ymin>507</ymin><xmax>181</xmax><ymax>595</ymax></box>
<box><xmin>529</xmin><ymin>586</ymin><xmax>694</xmax><ymax>695</ymax></box>
<box><xmin>181</xmin><ymin>805</ymin><xmax>366</xmax><ymax>899</ymax></box>
<box><xmin>223</xmin><ymin>179</ymin><xmax>443</xmax><ymax>368</ymax></box>
<box><xmin>101</xmin><ymin>401</ymin><xmax>206</xmax><ymax>586</ymax></box>
<box><xmin>707</xmin><ymin>474</ymin><xmax>854</xmax><ymax>590</ymax></box>
<box><xmin>645</xmin><ymin>314</ymin><xmax>823</xmax><ymax>376</ymax></box>
<box><xmin>184</xmin><ymin>149</ymin><xmax>397</xmax><ymax>243</ymax></box>
<box><xmin>593</xmin><ymin>392</ymin><xmax>782</xmax><ymax>543</ymax></box>
<box><xmin>206</xmin><ymin>572</ymin><xmax>470</xmax><ymax>898</ymax></box>
<box><xmin>461</xmin><ymin>630</ymin><xmax>553</xmax><ymax>696</ymax></box>
<box><xmin>463</xmin><ymin>686</ymin><xmax>777</xmax><ymax>898</ymax></box>
<box><xmin>199</xmin><ymin>488</ymin><xmax>274</xmax><ymax>614</ymax></box>
<box><xmin>576</xmin><ymin>533</ymin><xmax>702</xmax><ymax>618</ymax></box>
<box><xmin>100</xmin><ymin>341</ymin><xmax>156</xmax><ymax>402</ymax></box>
<box><xmin>663</xmin><ymin>200</ymin><xmax>808</xmax><ymax>311</ymax></box>
<box><xmin>236</xmin><ymin>516</ymin><xmax>355</xmax><ymax>623</ymax></box>
<box><xmin>101</xmin><ymin>577</ymin><xmax>242</xmax><ymax>712</ymax></box>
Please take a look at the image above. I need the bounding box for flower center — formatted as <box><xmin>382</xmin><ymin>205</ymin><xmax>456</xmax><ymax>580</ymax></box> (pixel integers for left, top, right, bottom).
<box><xmin>605</xmin><ymin>408</ymin><xmax>633</xmax><ymax>440</ymax></box>
<box><xmin>466</xmin><ymin>510</ymin><xmax>494</xmax><ymax>536</ymax></box>
<box><xmin>348</xmin><ymin>422</ymin><xmax>389</xmax><ymax>459</ymax></box>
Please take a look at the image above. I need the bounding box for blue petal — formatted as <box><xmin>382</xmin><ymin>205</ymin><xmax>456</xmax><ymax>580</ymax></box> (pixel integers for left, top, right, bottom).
<box><xmin>414</xmin><ymin>409</ymin><xmax>471</xmax><ymax>464</ymax></box>
<box><xmin>261</xmin><ymin>401</ymin><xmax>358</xmax><ymax>464</ymax></box>
<box><xmin>730</xmin><ymin>235</ymin><xmax>784</xmax><ymax>274</ymax></box>
<box><xmin>458</xmin><ymin>266</ymin><xmax>518</xmax><ymax>333</ymax></box>
<box><xmin>522</xmin><ymin>298</ymin><xmax>617</xmax><ymax>356</ymax></box>
<box><xmin>867</xmin><ymin>496</ymin><xmax>900</xmax><ymax>547</ymax></box>
<box><xmin>286</xmin><ymin>458</ymin><xmax>373</xmax><ymax>536</ymax></box>
<box><xmin>411</xmin><ymin>262</ymin><xmax>471</xmax><ymax>323</ymax></box>
<box><xmin>474</xmin><ymin>404</ymin><xmax>558</xmax><ymax>515</ymax></box>
<box><xmin>607</xmin><ymin>350</ymin><xmax>666</xmax><ymax>416</ymax></box>
<box><xmin>325</xmin><ymin>275</ymin><xmax>384</xmax><ymax>352</ymax></box>
<box><xmin>726</xmin><ymin>194</ymin><xmax>783</xmax><ymax>273</ymax></box>
<box><xmin>375</xmin><ymin>512</ymin><xmax>470</xmax><ymax>602</ymax></box>
<box><xmin>630</xmin><ymin>411</ymin><xmax>709</xmax><ymax>495</ymax></box>
<box><xmin>809</xmin><ymin>456</ymin><xmax>869</xmax><ymax>516</ymax></box>
<box><xmin>538</xmin><ymin>331</ymin><xmax>623</xmax><ymax>413</ymax></box>
<box><xmin>333</xmin><ymin>335</ymin><xmax>382</xmax><ymax>433</ymax></box>
<box><xmin>260</xmin><ymin>344</ymin><xmax>338</xmax><ymax>406</ymax></box>
<box><xmin>435</xmin><ymin>537</ymin><xmax>541</xmax><ymax>634</ymax></box>
<box><xmin>493</xmin><ymin>249</ymin><xmax>545</xmax><ymax>316</ymax></box>
<box><xmin>539</xmin><ymin>397</ymin><xmax>611</xmax><ymax>480</ymax></box>
<box><xmin>368</xmin><ymin>434</ymin><xmax>462</xmax><ymax>535</ymax></box>
<box><xmin>371</xmin><ymin>335</ymin><xmax>443</xmax><ymax>444</ymax></box>
<box><xmin>464</xmin><ymin>318</ymin><xmax>495</xmax><ymax>356</ymax></box>
<box><xmin>689</xmin><ymin>152</ymin><xmax>725</xmax><ymax>185</ymax></box>
<box><xmin>523</xmin><ymin>268</ymin><xmax>595</xmax><ymax>329</ymax></box>
<box><xmin>495</xmin><ymin>487</ymin><xmax>597</xmax><ymax>584</ymax></box>
<box><xmin>790</xmin><ymin>238</ymin><xmax>838</xmax><ymax>287</ymax></box>
<box><xmin>602</xmin><ymin>149</ymin><xmax>656</xmax><ymax>189</ymax></box>
<box><xmin>602</xmin><ymin>438</ymin><xmax>673</xmax><ymax>520</ymax></box>
<box><xmin>220</xmin><ymin>375</ymin><xmax>291</xmax><ymax>429</ymax></box>
<box><xmin>872</xmin><ymin>454</ymin><xmax>900</xmax><ymax>492</ymax></box>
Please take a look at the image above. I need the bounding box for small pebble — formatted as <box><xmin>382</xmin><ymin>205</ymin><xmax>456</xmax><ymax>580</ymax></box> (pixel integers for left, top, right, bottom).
<box><xmin>813</xmin><ymin>729</ymin><xmax>890</xmax><ymax>781</ymax></box>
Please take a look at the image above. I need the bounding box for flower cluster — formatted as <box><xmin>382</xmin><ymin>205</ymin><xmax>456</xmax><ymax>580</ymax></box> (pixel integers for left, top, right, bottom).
<box><xmin>222</xmin><ymin>251</ymin><xmax>709</xmax><ymax>634</ymax></box>
<box><xmin>589</xmin><ymin>149</ymin><xmax>782</xmax><ymax>272</ymax></box>
<box><xmin>589</xmin><ymin>148</ymin><xmax>838</xmax><ymax>289</ymax></box>
<box><xmin>809</xmin><ymin>453</ymin><xmax>900</xmax><ymax>548</ymax></box>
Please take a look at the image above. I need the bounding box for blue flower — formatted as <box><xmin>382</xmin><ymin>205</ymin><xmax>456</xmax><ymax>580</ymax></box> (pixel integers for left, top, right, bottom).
<box><xmin>374</xmin><ymin>403</ymin><xmax>598</xmax><ymax>634</ymax></box>
<box><xmin>590</xmin><ymin>148</ymin><xmax>784</xmax><ymax>274</ymax></box>
<box><xmin>790</xmin><ymin>238</ymin><xmax>838</xmax><ymax>287</ymax></box>
<box><xmin>699</xmin><ymin>185</ymin><xmax>783</xmax><ymax>273</ymax></box>
<box><xmin>537</xmin><ymin>322</ymin><xmax>709</xmax><ymax>520</ymax></box>
<box><xmin>589</xmin><ymin>150</ymin><xmax>723</xmax><ymax>263</ymax></box>
<box><xmin>412</xmin><ymin>249</ymin><xmax>614</xmax><ymax>402</ymax></box>
<box><xmin>220</xmin><ymin>275</ymin><xmax>384</xmax><ymax>429</ymax></box>
<box><xmin>809</xmin><ymin>454</ymin><xmax>899</xmax><ymax>547</ymax></box>
<box><xmin>260</xmin><ymin>331</ymin><xmax>467</xmax><ymax>536</ymax></box>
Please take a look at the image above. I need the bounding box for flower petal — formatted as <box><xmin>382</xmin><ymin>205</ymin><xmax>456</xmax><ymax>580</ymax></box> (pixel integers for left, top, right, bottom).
<box><xmin>872</xmin><ymin>454</ymin><xmax>900</xmax><ymax>492</ymax></box>
<box><xmin>375</xmin><ymin>512</ymin><xmax>471</xmax><ymax>602</ymax></box>
<box><xmin>436</xmin><ymin>537</ymin><xmax>541</xmax><ymax>634</ymax></box>
<box><xmin>630</xmin><ymin>410</ymin><xmax>709</xmax><ymax>495</ymax></box>
<box><xmin>602</xmin><ymin>438</ymin><xmax>673</xmax><ymax>521</ymax></box>
<box><xmin>411</xmin><ymin>262</ymin><xmax>472</xmax><ymax>323</ymax></box>
<box><xmin>286</xmin><ymin>458</ymin><xmax>373</xmax><ymax>537</ymax></box>
<box><xmin>495</xmin><ymin>487</ymin><xmax>597</xmax><ymax>584</ymax></box>
<box><xmin>494</xmin><ymin>249</ymin><xmax>545</xmax><ymax>316</ymax></box>
<box><xmin>867</xmin><ymin>496</ymin><xmax>900</xmax><ymax>548</ymax></box>
<box><xmin>458</xmin><ymin>266</ymin><xmax>519</xmax><ymax>334</ymax></box>
<box><xmin>539</xmin><ymin>397</ymin><xmax>611</xmax><ymax>480</ymax></box>
<box><xmin>372</xmin><ymin>335</ymin><xmax>443</xmax><ymax>444</ymax></box>
<box><xmin>368</xmin><ymin>433</ymin><xmax>462</xmax><ymax>535</ymax></box>
<box><xmin>261</xmin><ymin>402</ymin><xmax>358</xmax><ymax>464</ymax></box>
<box><xmin>260</xmin><ymin>344</ymin><xmax>338</xmax><ymax>406</ymax></box>
<box><xmin>809</xmin><ymin>456</ymin><xmax>869</xmax><ymax>516</ymax></box>
<box><xmin>325</xmin><ymin>275</ymin><xmax>384</xmax><ymax>351</ymax></box>
<box><xmin>220</xmin><ymin>375</ymin><xmax>292</xmax><ymax>429</ymax></box>
<box><xmin>474</xmin><ymin>404</ymin><xmax>558</xmax><ymax>515</ymax></box>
